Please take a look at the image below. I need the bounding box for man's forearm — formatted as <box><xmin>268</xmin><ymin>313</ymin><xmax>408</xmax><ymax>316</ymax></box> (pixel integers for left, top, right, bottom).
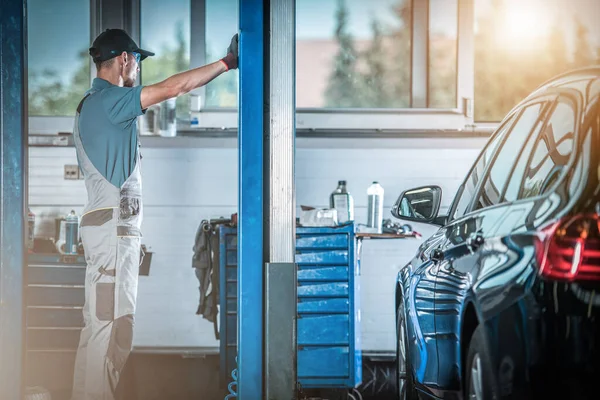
<box><xmin>140</xmin><ymin>34</ymin><xmax>236</xmax><ymax>110</ymax></box>
<box><xmin>166</xmin><ymin>60</ymin><xmax>227</xmax><ymax>97</ymax></box>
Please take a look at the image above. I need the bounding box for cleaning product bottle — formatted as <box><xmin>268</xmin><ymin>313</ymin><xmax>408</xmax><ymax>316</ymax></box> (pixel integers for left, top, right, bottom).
<box><xmin>330</xmin><ymin>180</ymin><xmax>354</xmax><ymax>224</ymax></box>
<box><xmin>27</xmin><ymin>208</ymin><xmax>35</xmax><ymax>252</ymax></box>
<box><xmin>65</xmin><ymin>210</ymin><xmax>79</xmax><ymax>255</ymax></box>
<box><xmin>367</xmin><ymin>181</ymin><xmax>384</xmax><ymax>233</ymax></box>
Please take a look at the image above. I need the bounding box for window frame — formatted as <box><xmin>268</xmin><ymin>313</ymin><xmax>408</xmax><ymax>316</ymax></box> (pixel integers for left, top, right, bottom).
<box><xmin>189</xmin><ymin>0</ymin><xmax>475</xmax><ymax>131</ymax></box>
<box><xmin>27</xmin><ymin>0</ymin><xmax>138</xmax><ymax>135</ymax></box>
<box><xmin>29</xmin><ymin>0</ymin><xmax>474</xmax><ymax>135</ymax></box>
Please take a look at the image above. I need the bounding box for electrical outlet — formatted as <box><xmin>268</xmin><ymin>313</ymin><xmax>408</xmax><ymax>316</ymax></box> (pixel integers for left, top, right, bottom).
<box><xmin>64</xmin><ymin>164</ymin><xmax>79</xmax><ymax>180</ymax></box>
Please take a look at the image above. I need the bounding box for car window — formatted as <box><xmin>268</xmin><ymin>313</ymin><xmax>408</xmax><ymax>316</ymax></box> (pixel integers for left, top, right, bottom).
<box><xmin>568</xmin><ymin>99</ymin><xmax>598</xmax><ymax>195</ymax></box>
<box><xmin>588</xmin><ymin>78</ymin><xmax>600</xmax><ymax>104</ymax></box>
<box><xmin>449</xmin><ymin>114</ymin><xmax>516</xmax><ymax>220</ymax></box>
<box><xmin>474</xmin><ymin>102</ymin><xmax>546</xmax><ymax>210</ymax></box>
<box><xmin>567</xmin><ymin>127</ymin><xmax>589</xmax><ymax>197</ymax></box>
<box><xmin>519</xmin><ymin>99</ymin><xmax>576</xmax><ymax>199</ymax></box>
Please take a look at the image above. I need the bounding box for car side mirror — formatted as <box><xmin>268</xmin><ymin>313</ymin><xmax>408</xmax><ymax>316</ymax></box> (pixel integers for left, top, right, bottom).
<box><xmin>391</xmin><ymin>185</ymin><xmax>442</xmax><ymax>224</ymax></box>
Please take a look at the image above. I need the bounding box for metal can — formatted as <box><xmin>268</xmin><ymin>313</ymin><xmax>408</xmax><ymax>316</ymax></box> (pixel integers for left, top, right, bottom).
<box><xmin>64</xmin><ymin>210</ymin><xmax>79</xmax><ymax>255</ymax></box>
<box><xmin>27</xmin><ymin>208</ymin><xmax>35</xmax><ymax>251</ymax></box>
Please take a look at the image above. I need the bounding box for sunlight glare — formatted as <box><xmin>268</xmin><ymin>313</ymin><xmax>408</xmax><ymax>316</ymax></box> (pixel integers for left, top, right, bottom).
<box><xmin>497</xmin><ymin>0</ymin><xmax>552</xmax><ymax>50</ymax></box>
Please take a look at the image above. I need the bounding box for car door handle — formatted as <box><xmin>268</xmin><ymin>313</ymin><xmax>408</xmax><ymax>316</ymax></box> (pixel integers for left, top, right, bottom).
<box><xmin>466</xmin><ymin>232</ymin><xmax>484</xmax><ymax>253</ymax></box>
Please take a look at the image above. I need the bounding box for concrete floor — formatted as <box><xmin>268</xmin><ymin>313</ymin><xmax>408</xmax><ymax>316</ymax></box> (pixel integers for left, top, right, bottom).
<box><xmin>36</xmin><ymin>351</ymin><xmax>396</xmax><ymax>400</ymax></box>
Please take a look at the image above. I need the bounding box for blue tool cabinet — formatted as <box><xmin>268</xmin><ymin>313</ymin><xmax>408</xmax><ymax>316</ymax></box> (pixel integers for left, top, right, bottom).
<box><xmin>219</xmin><ymin>223</ymin><xmax>362</xmax><ymax>389</ymax></box>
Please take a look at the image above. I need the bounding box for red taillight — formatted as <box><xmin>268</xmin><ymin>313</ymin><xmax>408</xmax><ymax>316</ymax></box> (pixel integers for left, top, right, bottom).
<box><xmin>534</xmin><ymin>214</ymin><xmax>600</xmax><ymax>281</ymax></box>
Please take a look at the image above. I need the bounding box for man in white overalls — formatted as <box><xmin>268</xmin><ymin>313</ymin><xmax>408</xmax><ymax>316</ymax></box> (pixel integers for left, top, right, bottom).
<box><xmin>71</xmin><ymin>28</ymin><xmax>238</xmax><ymax>400</ymax></box>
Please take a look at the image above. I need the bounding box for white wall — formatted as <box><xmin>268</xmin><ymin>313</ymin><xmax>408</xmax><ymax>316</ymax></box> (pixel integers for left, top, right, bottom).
<box><xmin>28</xmin><ymin>136</ymin><xmax>485</xmax><ymax>353</ymax></box>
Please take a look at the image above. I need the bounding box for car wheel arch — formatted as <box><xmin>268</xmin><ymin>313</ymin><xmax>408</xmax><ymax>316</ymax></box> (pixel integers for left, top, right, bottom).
<box><xmin>460</xmin><ymin>301</ymin><xmax>480</xmax><ymax>388</ymax></box>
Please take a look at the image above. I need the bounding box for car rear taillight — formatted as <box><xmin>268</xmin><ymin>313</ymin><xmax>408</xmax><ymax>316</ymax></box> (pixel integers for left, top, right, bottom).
<box><xmin>534</xmin><ymin>213</ymin><xmax>600</xmax><ymax>281</ymax></box>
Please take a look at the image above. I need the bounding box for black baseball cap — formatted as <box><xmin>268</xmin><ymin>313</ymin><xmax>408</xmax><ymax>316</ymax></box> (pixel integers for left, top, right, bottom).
<box><xmin>89</xmin><ymin>29</ymin><xmax>154</xmax><ymax>63</ymax></box>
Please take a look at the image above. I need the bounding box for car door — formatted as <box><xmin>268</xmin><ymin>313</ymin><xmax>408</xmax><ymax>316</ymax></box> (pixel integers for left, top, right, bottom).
<box><xmin>440</xmin><ymin>89</ymin><xmax>581</xmax><ymax>395</ymax></box>
<box><xmin>401</xmin><ymin>107</ymin><xmax>514</xmax><ymax>391</ymax></box>
<box><xmin>431</xmin><ymin>95</ymin><xmax>557</xmax><ymax>391</ymax></box>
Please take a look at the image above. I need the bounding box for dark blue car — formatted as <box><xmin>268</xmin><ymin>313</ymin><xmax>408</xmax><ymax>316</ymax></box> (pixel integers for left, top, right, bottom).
<box><xmin>392</xmin><ymin>67</ymin><xmax>600</xmax><ymax>400</ymax></box>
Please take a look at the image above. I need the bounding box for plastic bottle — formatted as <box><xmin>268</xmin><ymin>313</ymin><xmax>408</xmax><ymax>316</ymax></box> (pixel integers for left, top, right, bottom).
<box><xmin>27</xmin><ymin>208</ymin><xmax>35</xmax><ymax>252</ymax></box>
<box><xmin>64</xmin><ymin>210</ymin><xmax>79</xmax><ymax>255</ymax></box>
<box><xmin>367</xmin><ymin>181</ymin><xmax>384</xmax><ymax>233</ymax></box>
<box><xmin>330</xmin><ymin>180</ymin><xmax>354</xmax><ymax>224</ymax></box>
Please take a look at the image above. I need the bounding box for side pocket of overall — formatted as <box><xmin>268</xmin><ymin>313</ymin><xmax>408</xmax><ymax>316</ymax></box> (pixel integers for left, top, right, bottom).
<box><xmin>96</xmin><ymin>282</ymin><xmax>115</xmax><ymax>321</ymax></box>
<box><xmin>120</xmin><ymin>196</ymin><xmax>141</xmax><ymax>223</ymax></box>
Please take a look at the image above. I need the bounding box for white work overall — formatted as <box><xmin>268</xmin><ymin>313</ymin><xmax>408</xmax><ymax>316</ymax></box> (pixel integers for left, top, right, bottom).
<box><xmin>71</xmin><ymin>91</ymin><xmax>143</xmax><ymax>400</ymax></box>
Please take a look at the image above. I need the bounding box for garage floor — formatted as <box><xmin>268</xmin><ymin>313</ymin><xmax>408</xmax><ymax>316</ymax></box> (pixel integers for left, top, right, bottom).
<box><xmin>119</xmin><ymin>354</ymin><xmax>396</xmax><ymax>400</ymax></box>
<box><xmin>40</xmin><ymin>352</ymin><xmax>397</xmax><ymax>400</ymax></box>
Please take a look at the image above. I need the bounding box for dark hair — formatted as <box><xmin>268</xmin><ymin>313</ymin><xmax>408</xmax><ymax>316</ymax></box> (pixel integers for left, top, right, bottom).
<box><xmin>95</xmin><ymin>57</ymin><xmax>115</xmax><ymax>71</ymax></box>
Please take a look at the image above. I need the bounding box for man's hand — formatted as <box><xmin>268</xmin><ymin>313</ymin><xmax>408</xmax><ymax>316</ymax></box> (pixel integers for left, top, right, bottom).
<box><xmin>220</xmin><ymin>34</ymin><xmax>238</xmax><ymax>71</ymax></box>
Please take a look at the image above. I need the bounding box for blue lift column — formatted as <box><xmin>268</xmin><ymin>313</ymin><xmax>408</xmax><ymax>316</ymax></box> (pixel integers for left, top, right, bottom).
<box><xmin>237</xmin><ymin>0</ymin><xmax>265</xmax><ymax>399</ymax></box>
<box><xmin>0</xmin><ymin>0</ymin><xmax>26</xmax><ymax>398</ymax></box>
<box><xmin>238</xmin><ymin>0</ymin><xmax>297</xmax><ymax>399</ymax></box>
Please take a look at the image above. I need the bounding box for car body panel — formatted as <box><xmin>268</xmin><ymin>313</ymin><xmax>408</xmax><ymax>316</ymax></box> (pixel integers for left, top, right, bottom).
<box><xmin>395</xmin><ymin>68</ymin><xmax>600</xmax><ymax>399</ymax></box>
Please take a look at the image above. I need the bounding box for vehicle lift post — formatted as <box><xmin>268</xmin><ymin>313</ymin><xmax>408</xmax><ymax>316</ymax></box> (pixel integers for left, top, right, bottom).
<box><xmin>238</xmin><ymin>0</ymin><xmax>297</xmax><ymax>399</ymax></box>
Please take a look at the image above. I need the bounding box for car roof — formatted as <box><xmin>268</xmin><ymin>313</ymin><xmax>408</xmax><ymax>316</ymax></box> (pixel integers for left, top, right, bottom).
<box><xmin>499</xmin><ymin>66</ymin><xmax>600</xmax><ymax>119</ymax></box>
<box><xmin>528</xmin><ymin>65</ymin><xmax>600</xmax><ymax>97</ymax></box>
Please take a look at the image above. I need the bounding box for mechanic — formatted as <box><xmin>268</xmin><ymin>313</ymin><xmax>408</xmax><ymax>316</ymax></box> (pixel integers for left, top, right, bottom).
<box><xmin>70</xmin><ymin>28</ymin><xmax>238</xmax><ymax>400</ymax></box>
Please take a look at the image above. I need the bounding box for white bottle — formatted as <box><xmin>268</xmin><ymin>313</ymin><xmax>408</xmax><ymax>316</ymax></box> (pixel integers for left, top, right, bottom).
<box><xmin>367</xmin><ymin>181</ymin><xmax>384</xmax><ymax>233</ymax></box>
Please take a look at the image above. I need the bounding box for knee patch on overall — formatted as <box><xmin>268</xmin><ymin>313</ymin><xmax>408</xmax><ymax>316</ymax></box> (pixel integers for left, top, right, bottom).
<box><xmin>107</xmin><ymin>314</ymin><xmax>134</xmax><ymax>373</ymax></box>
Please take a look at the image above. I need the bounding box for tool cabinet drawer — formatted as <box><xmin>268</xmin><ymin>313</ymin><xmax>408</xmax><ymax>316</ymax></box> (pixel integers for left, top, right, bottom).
<box><xmin>297</xmin><ymin>297</ymin><xmax>349</xmax><ymax>314</ymax></box>
<box><xmin>297</xmin><ymin>265</ymin><xmax>349</xmax><ymax>282</ymax></box>
<box><xmin>218</xmin><ymin>223</ymin><xmax>361</xmax><ymax>389</ymax></box>
<box><xmin>298</xmin><ymin>314</ymin><xmax>350</xmax><ymax>346</ymax></box>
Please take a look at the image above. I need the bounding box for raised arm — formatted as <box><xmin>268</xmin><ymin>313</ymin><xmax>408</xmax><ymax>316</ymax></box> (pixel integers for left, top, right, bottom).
<box><xmin>140</xmin><ymin>34</ymin><xmax>238</xmax><ymax>110</ymax></box>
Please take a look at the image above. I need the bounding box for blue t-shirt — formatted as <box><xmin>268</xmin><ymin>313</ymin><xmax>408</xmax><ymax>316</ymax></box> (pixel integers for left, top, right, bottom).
<box><xmin>78</xmin><ymin>78</ymin><xmax>145</xmax><ymax>188</ymax></box>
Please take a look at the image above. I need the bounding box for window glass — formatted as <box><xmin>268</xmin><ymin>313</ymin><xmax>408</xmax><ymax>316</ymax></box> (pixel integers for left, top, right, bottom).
<box><xmin>474</xmin><ymin>0</ymin><xmax>599</xmax><ymax>121</ymax></box>
<box><xmin>141</xmin><ymin>0</ymin><xmax>191</xmax><ymax>116</ymax></box>
<box><xmin>205</xmin><ymin>0</ymin><xmax>463</xmax><ymax>110</ymax></box>
<box><xmin>428</xmin><ymin>0</ymin><xmax>458</xmax><ymax>108</ymax></box>
<box><xmin>205</xmin><ymin>0</ymin><xmax>238</xmax><ymax>107</ymax></box>
<box><xmin>297</xmin><ymin>0</ymin><xmax>412</xmax><ymax>108</ymax></box>
<box><xmin>28</xmin><ymin>0</ymin><xmax>90</xmax><ymax>116</ymax></box>
<box><xmin>451</xmin><ymin>113</ymin><xmax>515</xmax><ymax>219</ymax></box>
<box><xmin>520</xmin><ymin>100</ymin><xmax>576</xmax><ymax>199</ymax></box>
<box><xmin>474</xmin><ymin>102</ymin><xmax>545</xmax><ymax>210</ymax></box>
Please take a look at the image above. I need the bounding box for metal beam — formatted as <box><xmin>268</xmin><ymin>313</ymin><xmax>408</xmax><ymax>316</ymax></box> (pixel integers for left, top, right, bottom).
<box><xmin>96</xmin><ymin>0</ymin><xmax>139</xmax><ymax>37</ymax></box>
<box><xmin>190</xmin><ymin>0</ymin><xmax>207</xmax><ymax>110</ymax></box>
<box><xmin>0</xmin><ymin>0</ymin><xmax>26</xmax><ymax>398</ymax></box>
<box><xmin>411</xmin><ymin>0</ymin><xmax>429</xmax><ymax>108</ymax></box>
<box><xmin>264</xmin><ymin>0</ymin><xmax>297</xmax><ymax>398</ymax></box>
<box><xmin>93</xmin><ymin>0</ymin><xmax>141</xmax><ymax>84</ymax></box>
<box><xmin>457</xmin><ymin>0</ymin><xmax>475</xmax><ymax>122</ymax></box>
<box><xmin>237</xmin><ymin>0</ymin><xmax>264</xmax><ymax>398</ymax></box>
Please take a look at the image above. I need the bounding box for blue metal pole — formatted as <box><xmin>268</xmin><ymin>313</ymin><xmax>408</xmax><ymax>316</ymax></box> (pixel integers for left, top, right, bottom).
<box><xmin>0</xmin><ymin>0</ymin><xmax>26</xmax><ymax>398</ymax></box>
<box><xmin>238</xmin><ymin>0</ymin><xmax>265</xmax><ymax>399</ymax></box>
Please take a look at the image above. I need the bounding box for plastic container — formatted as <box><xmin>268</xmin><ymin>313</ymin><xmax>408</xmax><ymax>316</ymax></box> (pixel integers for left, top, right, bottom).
<box><xmin>159</xmin><ymin>98</ymin><xmax>177</xmax><ymax>137</ymax></box>
<box><xmin>330</xmin><ymin>180</ymin><xmax>354</xmax><ymax>224</ymax></box>
<box><xmin>64</xmin><ymin>210</ymin><xmax>79</xmax><ymax>255</ymax></box>
<box><xmin>366</xmin><ymin>181</ymin><xmax>384</xmax><ymax>233</ymax></box>
<box><xmin>27</xmin><ymin>208</ymin><xmax>35</xmax><ymax>252</ymax></box>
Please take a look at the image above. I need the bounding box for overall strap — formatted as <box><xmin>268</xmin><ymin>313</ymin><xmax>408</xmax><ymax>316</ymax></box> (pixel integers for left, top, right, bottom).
<box><xmin>76</xmin><ymin>93</ymin><xmax>92</xmax><ymax>114</ymax></box>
